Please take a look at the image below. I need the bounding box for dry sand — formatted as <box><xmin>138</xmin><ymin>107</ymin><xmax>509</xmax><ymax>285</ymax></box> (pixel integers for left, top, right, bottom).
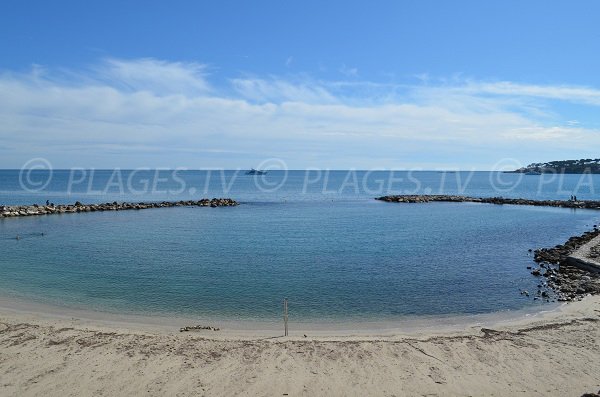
<box><xmin>1</xmin><ymin>297</ymin><xmax>600</xmax><ymax>397</ymax></box>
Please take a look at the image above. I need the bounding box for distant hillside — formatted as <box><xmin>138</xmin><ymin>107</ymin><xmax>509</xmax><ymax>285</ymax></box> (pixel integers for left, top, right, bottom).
<box><xmin>512</xmin><ymin>159</ymin><xmax>600</xmax><ymax>174</ymax></box>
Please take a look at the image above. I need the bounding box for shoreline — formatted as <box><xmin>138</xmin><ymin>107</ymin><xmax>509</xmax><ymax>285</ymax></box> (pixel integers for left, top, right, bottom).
<box><xmin>5</xmin><ymin>296</ymin><xmax>590</xmax><ymax>338</ymax></box>
<box><xmin>0</xmin><ymin>292</ymin><xmax>568</xmax><ymax>338</ymax></box>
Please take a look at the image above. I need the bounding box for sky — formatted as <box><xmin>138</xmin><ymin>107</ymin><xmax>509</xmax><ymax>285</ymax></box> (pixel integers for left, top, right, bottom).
<box><xmin>1</xmin><ymin>0</ymin><xmax>600</xmax><ymax>170</ymax></box>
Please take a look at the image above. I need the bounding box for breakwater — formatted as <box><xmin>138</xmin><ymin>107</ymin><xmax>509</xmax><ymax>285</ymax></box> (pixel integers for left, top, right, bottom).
<box><xmin>534</xmin><ymin>229</ymin><xmax>600</xmax><ymax>265</ymax></box>
<box><xmin>531</xmin><ymin>229</ymin><xmax>600</xmax><ymax>302</ymax></box>
<box><xmin>0</xmin><ymin>198</ymin><xmax>238</xmax><ymax>218</ymax></box>
<box><xmin>376</xmin><ymin>195</ymin><xmax>600</xmax><ymax>209</ymax></box>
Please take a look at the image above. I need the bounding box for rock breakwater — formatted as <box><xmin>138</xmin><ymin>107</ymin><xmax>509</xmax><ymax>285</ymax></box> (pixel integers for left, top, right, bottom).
<box><xmin>533</xmin><ymin>229</ymin><xmax>600</xmax><ymax>265</ymax></box>
<box><xmin>0</xmin><ymin>198</ymin><xmax>239</xmax><ymax>219</ymax></box>
<box><xmin>530</xmin><ymin>228</ymin><xmax>600</xmax><ymax>302</ymax></box>
<box><xmin>376</xmin><ymin>195</ymin><xmax>600</xmax><ymax>209</ymax></box>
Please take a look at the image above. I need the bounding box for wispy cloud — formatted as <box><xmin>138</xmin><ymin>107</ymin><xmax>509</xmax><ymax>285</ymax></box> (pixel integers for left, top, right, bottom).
<box><xmin>339</xmin><ymin>64</ymin><xmax>359</xmax><ymax>78</ymax></box>
<box><xmin>463</xmin><ymin>81</ymin><xmax>600</xmax><ymax>106</ymax></box>
<box><xmin>1</xmin><ymin>58</ymin><xmax>599</xmax><ymax>168</ymax></box>
<box><xmin>230</xmin><ymin>77</ymin><xmax>337</xmax><ymax>104</ymax></box>
<box><xmin>95</xmin><ymin>58</ymin><xmax>211</xmax><ymax>95</ymax></box>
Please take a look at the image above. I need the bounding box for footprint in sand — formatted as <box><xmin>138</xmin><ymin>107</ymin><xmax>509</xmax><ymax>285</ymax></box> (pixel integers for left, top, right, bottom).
<box><xmin>428</xmin><ymin>366</ymin><xmax>446</xmax><ymax>384</ymax></box>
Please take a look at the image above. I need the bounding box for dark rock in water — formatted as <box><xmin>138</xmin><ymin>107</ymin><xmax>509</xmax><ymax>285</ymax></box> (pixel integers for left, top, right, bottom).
<box><xmin>531</xmin><ymin>269</ymin><xmax>541</xmax><ymax>276</ymax></box>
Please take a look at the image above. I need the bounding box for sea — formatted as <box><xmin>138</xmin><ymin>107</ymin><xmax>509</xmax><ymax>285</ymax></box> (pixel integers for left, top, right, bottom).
<box><xmin>1</xmin><ymin>169</ymin><xmax>599</xmax><ymax>325</ymax></box>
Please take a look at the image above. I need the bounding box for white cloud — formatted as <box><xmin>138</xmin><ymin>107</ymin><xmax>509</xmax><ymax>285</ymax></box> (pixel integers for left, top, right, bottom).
<box><xmin>453</xmin><ymin>81</ymin><xmax>600</xmax><ymax>106</ymax></box>
<box><xmin>1</xmin><ymin>59</ymin><xmax>600</xmax><ymax>169</ymax></box>
<box><xmin>95</xmin><ymin>58</ymin><xmax>211</xmax><ymax>95</ymax></box>
<box><xmin>230</xmin><ymin>77</ymin><xmax>337</xmax><ymax>104</ymax></box>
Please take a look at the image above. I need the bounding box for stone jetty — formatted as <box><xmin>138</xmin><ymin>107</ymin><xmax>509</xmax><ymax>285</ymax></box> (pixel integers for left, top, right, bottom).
<box><xmin>531</xmin><ymin>228</ymin><xmax>600</xmax><ymax>302</ymax></box>
<box><xmin>534</xmin><ymin>229</ymin><xmax>600</xmax><ymax>265</ymax></box>
<box><xmin>0</xmin><ymin>198</ymin><xmax>238</xmax><ymax>219</ymax></box>
<box><xmin>376</xmin><ymin>194</ymin><xmax>600</xmax><ymax>209</ymax></box>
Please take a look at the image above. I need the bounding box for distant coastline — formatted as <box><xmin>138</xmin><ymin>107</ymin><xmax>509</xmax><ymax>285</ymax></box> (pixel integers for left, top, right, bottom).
<box><xmin>508</xmin><ymin>158</ymin><xmax>600</xmax><ymax>174</ymax></box>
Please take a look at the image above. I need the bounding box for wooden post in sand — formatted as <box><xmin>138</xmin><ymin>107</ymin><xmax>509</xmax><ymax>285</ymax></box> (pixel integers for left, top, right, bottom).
<box><xmin>283</xmin><ymin>298</ymin><xmax>288</xmax><ymax>336</ymax></box>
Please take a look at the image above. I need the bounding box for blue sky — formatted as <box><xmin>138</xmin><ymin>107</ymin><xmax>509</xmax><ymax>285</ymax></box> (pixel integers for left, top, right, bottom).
<box><xmin>1</xmin><ymin>1</ymin><xmax>600</xmax><ymax>169</ymax></box>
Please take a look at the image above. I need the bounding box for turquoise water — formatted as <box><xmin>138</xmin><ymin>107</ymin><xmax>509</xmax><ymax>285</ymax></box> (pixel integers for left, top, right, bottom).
<box><xmin>1</xmin><ymin>170</ymin><xmax>599</xmax><ymax>323</ymax></box>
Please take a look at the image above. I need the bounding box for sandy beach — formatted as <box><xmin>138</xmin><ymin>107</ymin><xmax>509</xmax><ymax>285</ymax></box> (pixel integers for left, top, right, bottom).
<box><xmin>3</xmin><ymin>0</ymin><xmax>600</xmax><ymax>395</ymax></box>
<box><xmin>1</xmin><ymin>297</ymin><xmax>599</xmax><ymax>396</ymax></box>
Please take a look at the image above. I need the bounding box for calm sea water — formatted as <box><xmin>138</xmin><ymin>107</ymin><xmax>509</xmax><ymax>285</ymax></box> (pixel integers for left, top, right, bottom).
<box><xmin>1</xmin><ymin>170</ymin><xmax>599</xmax><ymax>323</ymax></box>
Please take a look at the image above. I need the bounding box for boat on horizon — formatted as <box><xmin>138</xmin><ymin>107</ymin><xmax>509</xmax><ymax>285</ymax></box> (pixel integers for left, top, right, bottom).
<box><xmin>245</xmin><ymin>168</ymin><xmax>268</xmax><ymax>175</ymax></box>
